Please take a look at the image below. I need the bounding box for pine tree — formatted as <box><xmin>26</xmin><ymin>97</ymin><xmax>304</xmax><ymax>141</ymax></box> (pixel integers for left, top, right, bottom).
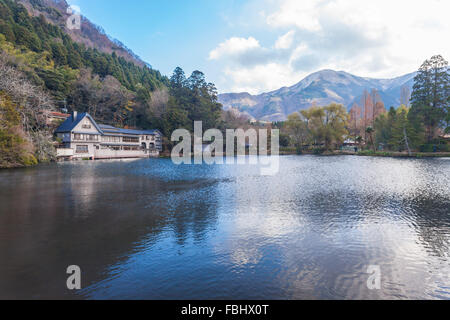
<box><xmin>170</xmin><ymin>67</ymin><xmax>187</xmax><ymax>89</ymax></box>
<box><xmin>410</xmin><ymin>55</ymin><xmax>449</xmax><ymax>142</ymax></box>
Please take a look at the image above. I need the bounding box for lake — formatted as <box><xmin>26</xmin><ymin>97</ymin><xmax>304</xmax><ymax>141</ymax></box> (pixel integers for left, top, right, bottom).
<box><xmin>0</xmin><ymin>156</ymin><xmax>449</xmax><ymax>299</ymax></box>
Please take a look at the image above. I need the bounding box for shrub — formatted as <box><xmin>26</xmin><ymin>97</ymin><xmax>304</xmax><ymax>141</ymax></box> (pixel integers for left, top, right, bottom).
<box><xmin>313</xmin><ymin>148</ymin><xmax>326</xmax><ymax>155</ymax></box>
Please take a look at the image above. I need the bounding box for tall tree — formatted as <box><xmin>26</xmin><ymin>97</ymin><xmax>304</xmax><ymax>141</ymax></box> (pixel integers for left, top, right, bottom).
<box><xmin>361</xmin><ymin>90</ymin><xmax>372</xmax><ymax>141</ymax></box>
<box><xmin>370</xmin><ymin>89</ymin><xmax>383</xmax><ymax>124</ymax></box>
<box><xmin>410</xmin><ymin>55</ymin><xmax>449</xmax><ymax>142</ymax></box>
<box><xmin>349</xmin><ymin>103</ymin><xmax>362</xmax><ymax>140</ymax></box>
<box><xmin>170</xmin><ymin>67</ymin><xmax>187</xmax><ymax>89</ymax></box>
<box><xmin>285</xmin><ymin>112</ymin><xmax>309</xmax><ymax>149</ymax></box>
<box><xmin>400</xmin><ymin>85</ymin><xmax>411</xmax><ymax>107</ymax></box>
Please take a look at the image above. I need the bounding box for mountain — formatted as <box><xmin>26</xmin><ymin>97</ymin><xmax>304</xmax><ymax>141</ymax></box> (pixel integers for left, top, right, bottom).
<box><xmin>18</xmin><ymin>0</ymin><xmax>148</xmax><ymax>67</ymax></box>
<box><xmin>219</xmin><ymin>70</ymin><xmax>416</xmax><ymax>121</ymax></box>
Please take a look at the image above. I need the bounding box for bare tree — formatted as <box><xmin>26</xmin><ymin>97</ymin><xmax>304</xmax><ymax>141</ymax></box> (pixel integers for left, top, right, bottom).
<box><xmin>400</xmin><ymin>85</ymin><xmax>411</xmax><ymax>107</ymax></box>
<box><xmin>0</xmin><ymin>52</ymin><xmax>55</xmax><ymax>128</ymax></box>
<box><xmin>0</xmin><ymin>52</ymin><xmax>56</xmax><ymax>161</ymax></box>
<box><xmin>149</xmin><ymin>88</ymin><xmax>169</xmax><ymax>117</ymax></box>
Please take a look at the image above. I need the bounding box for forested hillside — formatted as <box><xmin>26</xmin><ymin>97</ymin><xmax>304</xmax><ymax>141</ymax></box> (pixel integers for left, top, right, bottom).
<box><xmin>18</xmin><ymin>0</ymin><xmax>150</xmax><ymax>68</ymax></box>
<box><xmin>0</xmin><ymin>0</ymin><xmax>223</xmax><ymax>168</ymax></box>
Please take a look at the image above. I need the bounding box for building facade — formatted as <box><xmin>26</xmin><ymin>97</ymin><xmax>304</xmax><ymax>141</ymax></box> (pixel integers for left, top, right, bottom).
<box><xmin>55</xmin><ymin>112</ymin><xmax>162</xmax><ymax>160</ymax></box>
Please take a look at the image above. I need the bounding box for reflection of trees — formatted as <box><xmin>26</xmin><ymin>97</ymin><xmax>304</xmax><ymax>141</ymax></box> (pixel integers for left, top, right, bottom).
<box><xmin>155</xmin><ymin>177</ymin><xmax>220</xmax><ymax>245</ymax></box>
<box><xmin>302</xmin><ymin>189</ymin><xmax>450</xmax><ymax>260</ymax></box>
<box><xmin>407</xmin><ymin>195</ymin><xmax>450</xmax><ymax>258</ymax></box>
<box><xmin>0</xmin><ymin>161</ymin><xmax>220</xmax><ymax>299</ymax></box>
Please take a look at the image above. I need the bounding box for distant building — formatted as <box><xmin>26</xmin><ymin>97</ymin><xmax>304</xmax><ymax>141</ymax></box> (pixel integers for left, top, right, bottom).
<box><xmin>45</xmin><ymin>111</ymin><xmax>70</xmax><ymax>126</ymax></box>
<box><xmin>343</xmin><ymin>139</ymin><xmax>357</xmax><ymax>146</ymax></box>
<box><xmin>55</xmin><ymin>112</ymin><xmax>162</xmax><ymax>160</ymax></box>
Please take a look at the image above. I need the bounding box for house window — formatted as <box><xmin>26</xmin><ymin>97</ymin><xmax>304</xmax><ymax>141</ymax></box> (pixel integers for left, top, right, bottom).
<box><xmin>76</xmin><ymin>145</ymin><xmax>88</xmax><ymax>154</ymax></box>
<box><xmin>124</xmin><ymin>146</ymin><xmax>140</xmax><ymax>151</ymax></box>
<box><xmin>123</xmin><ymin>136</ymin><xmax>140</xmax><ymax>143</ymax></box>
<box><xmin>74</xmin><ymin>134</ymin><xmax>83</xmax><ymax>140</ymax></box>
<box><xmin>102</xmin><ymin>136</ymin><xmax>120</xmax><ymax>142</ymax></box>
<box><xmin>86</xmin><ymin>135</ymin><xmax>98</xmax><ymax>141</ymax></box>
<box><xmin>82</xmin><ymin>120</ymin><xmax>91</xmax><ymax>129</ymax></box>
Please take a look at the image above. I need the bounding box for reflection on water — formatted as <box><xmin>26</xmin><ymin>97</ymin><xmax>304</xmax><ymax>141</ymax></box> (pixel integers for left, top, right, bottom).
<box><xmin>0</xmin><ymin>156</ymin><xmax>449</xmax><ymax>299</ymax></box>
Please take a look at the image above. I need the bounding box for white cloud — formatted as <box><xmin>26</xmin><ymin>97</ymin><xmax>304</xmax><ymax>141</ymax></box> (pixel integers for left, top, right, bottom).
<box><xmin>275</xmin><ymin>30</ymin><xmax>295</xmax><ymax>50</ymax></box>
<box><xmin>224</xmin><ymin>63</ymin><xmax>299</xmax><ymax>94</ymax></box>
<box><xmin>209</xmin><ymin>37</ymin><xmax>260</xmax><ymax>60</ymax></box>
<box><xmin>211</xmin><ymin>0</ymin><xmax>450</xmax><ymax>93</ymax></box>
<box><xmin>267</xmin><ymin>0</ymin><xmax>321</xmax><ymax>31</ymax></box>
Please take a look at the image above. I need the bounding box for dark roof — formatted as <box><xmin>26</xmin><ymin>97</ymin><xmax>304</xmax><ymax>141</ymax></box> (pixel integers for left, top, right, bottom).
<box><xmin>98</xmin><ymin>124</ymin><xmax>116</xmax><ymax>129</ymax></box>
<box><xmin>56</xmin><ymin>112</ymin><xmax>161</xmax><ymax>136</ymax></box>
<box><xmin>101</xmin><ymin>127</ymin><xmax>162</xmax><ymax>136</ymax></box>
<box><xmin>55</xmin><ymin>113</ymin><xmax>103</xmax><ymax>134</ymax></box>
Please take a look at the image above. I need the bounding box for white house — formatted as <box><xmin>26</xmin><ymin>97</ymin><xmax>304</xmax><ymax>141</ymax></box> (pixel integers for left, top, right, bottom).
<box><xmin>55</xmin><ymin>112</ymin><xmax>162</xmax><ymax>160</ymax></box>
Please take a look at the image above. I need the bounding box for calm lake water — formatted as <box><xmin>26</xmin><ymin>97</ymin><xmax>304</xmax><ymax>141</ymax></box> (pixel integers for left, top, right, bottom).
<box><xmin>0</xmin><ymin>156</ymin><xmax>449</xmax><ymax>300</ymax></box>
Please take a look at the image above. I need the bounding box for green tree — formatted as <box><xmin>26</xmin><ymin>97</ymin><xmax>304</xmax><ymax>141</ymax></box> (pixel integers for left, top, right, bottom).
<box><xmin>374</xmin><ymin>107</ymin><xmax>396</xmax><ymax>149</ymax></box>
<box><xmin>50</xmin><ymin>41</ymin><xmax>67</xmax><ymax>65</ymax></box>
<box><xmin>390</xmin><ymin>106</ymin><xmax>423</xmax><ymax>152</ymax></box>
<box><xmin>170</xmin><ymin>66</ymin><xmax>187</xmax><ymax>89</ymax></box>
<box><xmin>297</xmin><ymin>104</ymin><xmax>348</xmax><ymax>150</ymax></box>
<box><xmin>366</xmin><ymin>126</ymin><xmax>376</xmax><ymax>152</ymax></box>
<box><xmin>323</xmin><ymin>103</ymin><xmax>348</xmax><ymax>150</ymax></box>
<box><xmin>0</xmin><ymin>20</ymin><xmax>15</xmax><ymax>42</ymax></box>
<box><xmin>285</xmin><ymin>112</ymin><xmax>309</xmax><ymax>149</ymax></box>
<box><xmin>410</xmin><ymin>55</ymin><xmax>449</xmax><ymax>142</ymax></box>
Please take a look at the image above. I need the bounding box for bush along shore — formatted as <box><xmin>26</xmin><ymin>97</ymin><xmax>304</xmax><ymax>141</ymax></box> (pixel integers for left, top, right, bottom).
<box><xmin>278</xmin><ymin>147</ymin><xmax>450</xmax><ymax>158</ymax></box>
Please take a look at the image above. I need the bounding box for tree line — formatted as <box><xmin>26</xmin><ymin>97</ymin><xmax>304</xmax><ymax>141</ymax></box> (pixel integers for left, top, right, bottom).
<box><xmin>280</xmin><ymin>55</ymin><xmax>449</xmax><ymax>154</ymax></box>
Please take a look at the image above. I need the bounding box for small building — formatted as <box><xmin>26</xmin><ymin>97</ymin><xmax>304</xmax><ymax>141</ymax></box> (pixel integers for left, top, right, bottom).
<box><xmin>343</xmin><ymin>139</ymin><xmax>357</xmax><ymax>146</ymax></box>
<box><xmin>55</xmin><ymin>112</ymin><xmax>162</xmax><ymax>160</ymax></box>
<box><xmin>45</xmin><ymin>111</ymin><xmax>70</xmax><ymax>126</ymax></box>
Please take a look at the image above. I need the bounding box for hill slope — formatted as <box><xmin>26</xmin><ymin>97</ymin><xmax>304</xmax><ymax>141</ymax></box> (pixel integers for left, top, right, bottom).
<box><xmin>219</xmin><ymin>70</ymin><xmax>416</xmax><ymax>121</ymax></box>
<box><xmin>18</xmin><ymin>0</ymin><xmax>148</xmax><ymax>67</ymax></box>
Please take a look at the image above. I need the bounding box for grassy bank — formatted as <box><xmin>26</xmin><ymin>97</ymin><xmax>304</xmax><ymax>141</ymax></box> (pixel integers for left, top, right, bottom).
<box><xmin>357</xmin><ymin>150</ymin><xmax>450</xmax><ymax>158</ymax></box>
<box><xmin>279</xmin><ymin>147</ymin><xmax>450</xmax><ymax>158</ymax></box>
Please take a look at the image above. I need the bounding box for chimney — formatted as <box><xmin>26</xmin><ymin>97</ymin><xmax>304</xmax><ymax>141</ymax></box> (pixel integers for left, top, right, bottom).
<box><xmin>72</xmin><ymin>111</ymin><xmax>78</xmax><ymax>122</ymax></box>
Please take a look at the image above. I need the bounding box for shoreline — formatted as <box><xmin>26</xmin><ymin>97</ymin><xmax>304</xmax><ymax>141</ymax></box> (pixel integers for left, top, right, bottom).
<box><xmin>2</xmin><ymin>151</ymin><xmax>450</xmax><ymax>169</ymax></box>
<box><xmin>279</xmin><ymin>149</ymin><xmax>450</xmax><ymax>158</ymax></box>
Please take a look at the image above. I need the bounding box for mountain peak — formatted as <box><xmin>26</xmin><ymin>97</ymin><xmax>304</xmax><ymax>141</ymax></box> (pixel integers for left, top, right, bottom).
<box><xmin>219</xmin><ymin>69</ymin><xmax>415</xmax><ymax>121</ymax></box>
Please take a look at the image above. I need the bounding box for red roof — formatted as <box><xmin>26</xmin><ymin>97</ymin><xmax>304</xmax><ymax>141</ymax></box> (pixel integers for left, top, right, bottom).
<box><xmin>49</xmin><ymin>112</ymin><xmax>70</xmax><ymax>118</ymax></box>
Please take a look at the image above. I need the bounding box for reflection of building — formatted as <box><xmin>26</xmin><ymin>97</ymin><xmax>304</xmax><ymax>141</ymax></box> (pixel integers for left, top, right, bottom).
<box><xmin>55</xmin><ymin>112</ymin><xmax>162</xmax><ymax>160</ymax></box>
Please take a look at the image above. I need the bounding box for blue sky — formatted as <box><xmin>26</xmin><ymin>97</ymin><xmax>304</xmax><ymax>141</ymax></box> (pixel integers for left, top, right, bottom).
<box><xmin>67</xmin><ymin>0</ymin><xmax>450</xmax><ymax>94</ymax></box>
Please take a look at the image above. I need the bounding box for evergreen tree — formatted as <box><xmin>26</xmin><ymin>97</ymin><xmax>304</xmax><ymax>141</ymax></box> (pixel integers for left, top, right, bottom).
<box><xmin>410</xmin><ymin>55</ymin><xmax>449</xmax><ymax>142</ymax></box>
<box><xmin>170</xmin><ymin>67</ymin><xmax>187</xmax><ymax>89</ymax></box>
